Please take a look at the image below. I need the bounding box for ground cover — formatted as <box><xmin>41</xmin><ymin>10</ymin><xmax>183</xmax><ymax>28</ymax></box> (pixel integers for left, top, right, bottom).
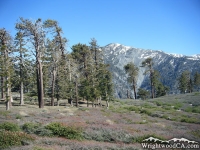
<box><xmin>0</xmin><ymin>92</ymin><xmax>199</xmax><ymax>149</ymax></box>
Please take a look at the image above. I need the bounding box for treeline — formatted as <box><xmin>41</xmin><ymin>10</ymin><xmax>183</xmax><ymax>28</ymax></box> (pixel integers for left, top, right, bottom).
<box><xmin>0</xmin><ymin>18</ymin><xmax>113</xmax><ymax>110</ymax></box>
<box><xmin>124</xmin><ymin>58</ymin><xmax>170</xmax><ymax>100</ymax></box>
<box><xmin>178</xmin><ymin>71</ymin><xmax>200</xmax><ymax>93</ymax></box>
<box><xmin>124</xmin><ymin>58</ymin><xmax>200</xmax><ymax>100</ymax></box>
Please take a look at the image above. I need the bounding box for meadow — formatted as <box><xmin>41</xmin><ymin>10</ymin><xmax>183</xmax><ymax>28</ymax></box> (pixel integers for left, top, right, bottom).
<box><xmin>0</xmin><ymin>92</ymin><xmax>200</xmax><ymax>150</ymax></box>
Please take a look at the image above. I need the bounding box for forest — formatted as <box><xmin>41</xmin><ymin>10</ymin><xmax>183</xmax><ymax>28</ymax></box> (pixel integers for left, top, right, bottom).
<box><xmin>0</xmin><ymin>18</ymin><xmax>113</xmax><ymax>110</ymax></box>
<box><xmin>1</xmin><ymin>17</ymin><xmax>200</xmax><ymax>111</ymax></box>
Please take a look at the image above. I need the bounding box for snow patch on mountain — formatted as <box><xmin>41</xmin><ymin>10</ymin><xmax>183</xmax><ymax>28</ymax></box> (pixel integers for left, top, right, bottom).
<box><xmin>103</xmin><ymin>43</ymin><xmax>200</xmax><ymax>98</ymax></box>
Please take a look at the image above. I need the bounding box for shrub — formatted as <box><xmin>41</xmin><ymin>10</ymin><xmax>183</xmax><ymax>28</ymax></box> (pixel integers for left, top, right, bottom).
<box><xmin>173</xmin><ymin>102</ymin><xmax>183</xmax><ymax>110</ymax></box>
<box><xmin>124</xmin><ymin>106</ymin><xmax>140</xmax><ymax>112</ymax></box>
<box><xmin>16</xmin><ymin>114</ymin><xmax>23</xmax><ymax>119</ymax></box>
<box><xmin>162</xmin><ymin>105</ymin><xmax>172</xmax><ymax>110</ymax></box>
<box><xmin>45</xmin><ymin>122</ymin><xmax>83</xmax><ymax>140</ymax></box>
<box><xmin>22</xmin><ymin>122</ymin><xmax>40</xmax><ymax>134</ymax></box>
<box><xmin>0</xmin><ymin>130</ymin><xmax>35</xmax><ymax>149</ymax></box>
<box><xmin>83</xmin><ymin>127</ymin><xmax>134</xmax><ymax>143</ymax></box>
<box><xmin>180</xmin><ymin>117</ymin><xmax>199</xmax><ymax>123</ymax></box>
<box><xmin>142</xmin><ymin>103</ymin><xmax>155</xmax><ymax>109</ymax></box>
<box><xmin>22</xmin><ymin>122</ymin><xmax>53</xmax><ymax>137</ymax></box>
<box><xmin>185</xmin><ymin>106</ymin><xmax>200</xmax><ymax>113</ymax></box>
<box><xmin>0</xmin><ymin>122</ymin><xmax>21</xmax><ymax>131</ymax></box>
<box><xmin>154</xmin><ymin>101</ymin><xmax>163</xmax><ymax>106</ymax></box>
<box><xmin>34</xmin><ymin>126</ymin><xmax>53</xmax><ymax>137</ymax></box>
<box><xmin>0</xmin><ymin>110</ymin><xmax>10</xmax><ymax>116</ymax></box>
<box><xmin>140</xmin><ymin>109</ymin><xmax>153</xmax><ymax>116</ymax></box>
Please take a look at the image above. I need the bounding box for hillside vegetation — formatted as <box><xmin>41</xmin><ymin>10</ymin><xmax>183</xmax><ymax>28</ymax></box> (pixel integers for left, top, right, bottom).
<box><xmin>0</xmin><ymin>92</ymin><xmax>199</xmax><ymax>149</ymax></box>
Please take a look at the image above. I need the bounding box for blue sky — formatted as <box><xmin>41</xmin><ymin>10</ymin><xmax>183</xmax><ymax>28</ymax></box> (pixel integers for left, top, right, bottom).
<box><xmin>0</xmin><ymin>0</ymin><xmax>200</xmax><ymax>55</ymax></box>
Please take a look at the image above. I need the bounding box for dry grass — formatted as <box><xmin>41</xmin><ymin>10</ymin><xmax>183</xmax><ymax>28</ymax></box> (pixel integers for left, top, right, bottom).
<box><xmin>0</xmin><ymin>92</ymin><xmax>200</xmax><ymax>149</ymax></box>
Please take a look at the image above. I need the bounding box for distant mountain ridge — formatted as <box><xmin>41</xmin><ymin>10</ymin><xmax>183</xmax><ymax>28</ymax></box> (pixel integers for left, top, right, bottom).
<box><xmin>102</xmin><ymin>43</ymin><xmax>200</xmax><ymax>98</ymax></box>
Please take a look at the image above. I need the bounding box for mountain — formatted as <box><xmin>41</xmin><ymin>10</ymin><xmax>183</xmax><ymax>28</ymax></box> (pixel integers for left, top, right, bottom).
<box><xmin>102</xmin><ymin>43</ymin><xmax>200</xmax><ymax>99</ymax></box>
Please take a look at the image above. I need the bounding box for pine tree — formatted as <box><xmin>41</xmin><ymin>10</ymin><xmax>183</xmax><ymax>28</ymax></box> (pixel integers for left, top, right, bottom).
<box><xmin>141</xmin><ymin>58</ymin><xmax>155</xmax><ymax>98</ymax></box>
<box><xmin>71</xmin><ymin>43</ymin><xmax>93</xmax><ymax>106</ymax></box>
<box><xmin>137</xmin><ymin>88</ymin><xmax>149</xmax><ymax>100</ymax></box>
<box><xmin>16</xmin><ymin>18</ymin><xmax>46</xmax><ymax>108</ymax></box>
<box><xmin>124</xmin><ymin>62</ymin><xmax>139</xmax><ymax>99</ymax></box>
<box><xmin>14</xmin><ymin>31</ymin><xmax>30</xmax><ymax>105</ymax></box>
<box><xmin>194</xmin><ymin>72</ymin><xmax>200</xmax><ymax>92</ymax></box>
<box><xmin>98</xmin><ymin>64</ymin><xmax>113</xmax><ymax>108</ymax></box>
<box><xmin>152</xmin><ymin>70</ymin><xmax>168</xmax><ymax>97</ymax></box>
<box><xmin>178</xmin><ymin>70</ymin><xmax>190</xmax><ymax>93</ymax></box>
<box><xmin>0</xmin><ymin>28</ymin><xmax>13</xmax><ymax>110</ymax></box>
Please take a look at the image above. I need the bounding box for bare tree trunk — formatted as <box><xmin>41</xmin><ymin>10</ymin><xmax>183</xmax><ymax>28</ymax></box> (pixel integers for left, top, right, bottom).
<box><xmin>6</xmin><ymin>100</ymin><xmax>10</xmax><ymax>110</ymax></box>
<box><xmin>99</xmin><ymin>96</ymin><xmax>102</xmax><ymax>107</ymax></box>
<box><xmin>39</xmin><ymin>61</ymin><xmax>44</xmax><ymax>108</ymax></box>
<box><xmin>70</xmin><ymin>99</ymin><xmax>73</xmax><ymax>107</ymax></box>
<box><xmin>51</xmin><ymin>69</ymin><xmax>56</xmax><ymax>106</ymax></box>
<box><xmin>133</xmin><ymin>85</ymin><xmax>137</xmax><ymax>99</ymax></box>
<box><xmin>20</xmin><ymin>80</ymin><xmax>24</xmax><ymax>105</ymax></box>
<box><xmin>37</xmin><ymin>60</ymin><xmax>44</xmax><ymax>108</ymax></box>
<box><xmin>106</xmin><ymin>101</ymin><xmax>109</xmax><ymax>109</ymax></box>
<box><xmin>19</xmin><ymin>43</ymin><xmax>24</xmax><ymax>105</ymax></box>
<box><xmin>36</xmin><ymin>67</ymin><xmax>41</xmax><ymax>107</ymax></box>
<box><xmin>1</xmin><ymin>77</ymin><xmax>5</xmax><ymax>99</ymax></box>
<box><xmin>150</xmin><ymin>72</ymin><xmax>154</xmax><ymax>99</ymax></box>
<box><xmin>6</xmin><ymin>78</ymin><xmax>11</xmax><ymax>110</ymax></box>
<box><xmin>127</xmin><ymin>90</ymin><xmax>129</xmax><ymax>99</ymax></box>
<box><xmin>75</xmin><ymin>80</ymin><xmax>78</xmax><ymax>107</ymax></box>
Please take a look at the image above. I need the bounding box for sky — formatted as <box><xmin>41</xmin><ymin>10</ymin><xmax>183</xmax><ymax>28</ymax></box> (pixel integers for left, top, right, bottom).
<box><xmin>0</xmin><ymin>0</ymin><xmax>200</xmax><ymax>55</ymax></box>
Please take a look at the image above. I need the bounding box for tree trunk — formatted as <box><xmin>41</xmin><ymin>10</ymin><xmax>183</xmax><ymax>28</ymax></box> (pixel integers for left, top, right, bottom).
<box><xmin>87</xmin><ymin>99</ymin><xmax>89</xmax><ymax>107</ymax></box>
<box><xmin>20</xmin><ymin>81</ymin><xmax>24</xmax><ymax>105</ymax></box>
<box><xmin>6</xmin><ymin>99</ymin><xmax>10</xmax><ymax>110</ymax></box>
<box><xmin>133</xmin><ymin>85</ymin><xmax>137</xmax><ymax>99</ymax></box>
<box><xmin>37</xmin><ymin>60</ymin><xmax>44</xmax><ymax>108</ymax></box>
<box><xmin>150</xmin><ymin>72</ymin><xmax>154</xmax><ymax>99</ymax></box>
<box><xmin>20</xmin><ymin>42</ymin><xmax>24</xmax><ymax>105</ymax></box>
<box><xmin>127</xmin><ymin>90</ymin><xmax>129</xmax><ymax>99</ymax></box>
<box><xmin>70</xmin><ymin>99</ymin><xmax>73</xmax><ymax>107</ymax></box>
<box><xmin>1</xmin><ymin>77</ymin><xmax>5</xmax><ymax>99</ymax></box>
<box><xmin>51</xmin><ymin>69</ymin><xmax>56</xmax><ymax>106</ymax></box>
<box><xmin>75</xmin><ymin>80</ymin><xmax>78</xmax><ymax>107</ymax></box>
<box><xmin>99</xmin><ymin>96</ymin><xmax>102</xmax><ymax>107</ymax></box>
<box><xmin>106</xmin><ymin>101</ymin><xmax>109</xmax><ymax>109</ymax></box>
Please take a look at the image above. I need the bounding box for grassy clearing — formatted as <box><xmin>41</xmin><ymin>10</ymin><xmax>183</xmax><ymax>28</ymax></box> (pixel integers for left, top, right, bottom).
<box><xmin>109</xmin><ymin>92</ymin><xmax>200</xmax><ymax>124</ymax></box>
<box><xmin>0</xmin><ymin>92</ymin><xmax>199</xmax><ymax>149</ymax></box>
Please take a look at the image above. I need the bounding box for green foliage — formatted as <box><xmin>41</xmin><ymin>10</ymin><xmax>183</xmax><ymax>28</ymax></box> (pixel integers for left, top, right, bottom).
<box><xmin>83</xmin><ymin>127</ymin><xmax>134</xmax><ymax>143</ymax></box>
<box><xmin>173</xmin><ymin>102</ymin><xmax>183</xmax><ymax>110</ymax></box>
<box><xmin>180</xmin><ymin>117</ymin><xmax>199</xmax><ymax>123</ymax></box>
<box><xmin>22</xmin><ymin>122</ymin><xmax>40</xmax><ymax>134</ymax></box>
<box><xmin>178</xmin><ymin>70</ymin><xmax>191</xmax><ymax>93</ymax></box>
<box><xmin>191</xmin><ymin>129</ymin><xmax>200</xmax><ymax>138</ymax></box>
<box><xmin>194</xmin><ymin>72</ymin><xmax>200</xmax><ymax>91</ymax></box>
<box><xmin>0</xmin><ymin>130</ymin><xmax>35</xmax><ymax>149</ymax></box>
<box><xmin>124</xmin><ymin>106</ymin><xmax>140</xmax><ymax>112</ymax></box>
<box><xmin>137</xmin><ymin>88</ymin><xmax>149</xmax><ymax>100</ymax></box>
<box><xmin>140</xmin><ymin>109</ymin><xmax>153</xmax><ymax>116</ymax></box>
<box><xmin>16</xmin><ymin>114</ymin><xmax>23</xmax><ymax>119</ymax></box>
<box><xmin>154</xmin><ymin>101</ymin><xmax>163</xmax><ymax>106</ymax></box>
<box><xmin>22</xmin><ymin>122</ymin><xmax>53</xmax><ymax>137</ymax></box>
<box><xmin>0</xmin><ymin>122</ymin><xmax>21</xmax><ymax>131</ymax></box>
<box><xmin>0</xmin><ymin>110</ymin><xmax>10</xmax><ymax>116</ymax></box>
<box><xmin>185</xmin><ymin>106</ymin><xmax>200</xmax><ymax>113</ymax></box>
<box><xmin>45</xmin><ymin>122</ymin><xmax>83</xmax><ymax>140</ymax></box>
<box><xmin>124</xmin><ymin>62</ymin><xmax>139</xmax><ymax>99</ymax></box>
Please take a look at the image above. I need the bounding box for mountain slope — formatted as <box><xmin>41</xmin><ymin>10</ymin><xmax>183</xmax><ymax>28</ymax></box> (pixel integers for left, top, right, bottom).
<box><xmin>102</xmin><ymin>43</ymin><xmax>200</xmax><ymax>98</ymax></box>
